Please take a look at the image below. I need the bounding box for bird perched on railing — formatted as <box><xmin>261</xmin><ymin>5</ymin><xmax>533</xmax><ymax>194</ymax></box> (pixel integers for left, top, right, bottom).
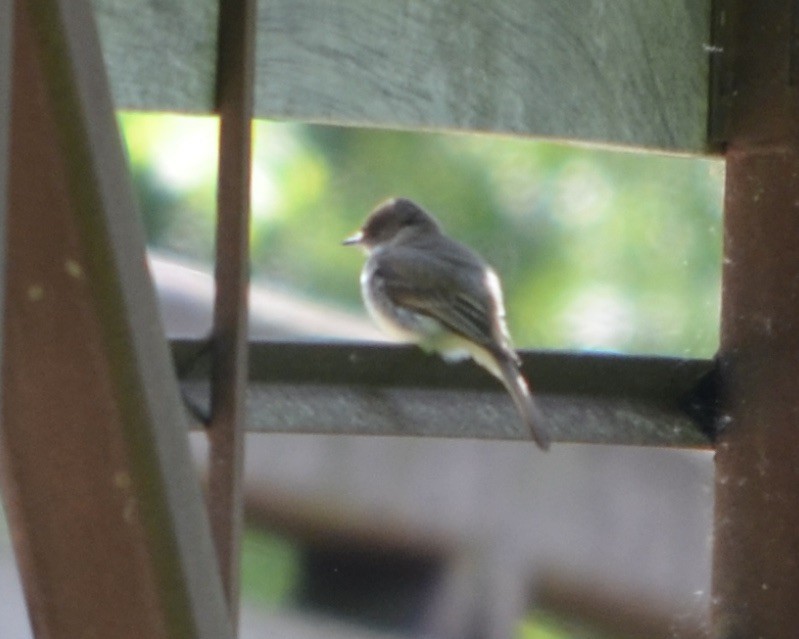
<box><xmin>343</xmin><ymin>197</ymin><xmax>550</xmax><ymax>450</ymax></box>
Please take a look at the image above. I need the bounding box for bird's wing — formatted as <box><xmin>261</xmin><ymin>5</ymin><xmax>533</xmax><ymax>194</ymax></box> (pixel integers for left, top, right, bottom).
<box><xmin>372</xmin><ymin>245</ymin><xmax>501</xmax><ymax>350</ymax></box>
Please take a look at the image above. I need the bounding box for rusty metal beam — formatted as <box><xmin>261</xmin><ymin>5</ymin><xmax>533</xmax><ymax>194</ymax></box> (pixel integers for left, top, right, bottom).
<box><xmin>176</xmin><ymin>340</ymin><xmax>713</xmax><ymax>447</ymax></box>
<box><xmin>0</xmin><ymin>3</ymin><xmax>231</xmax><ymax>638</ymax></box>
<box><xmin>206</xmin><ymin>0</ymin><xmax>256</xmax><ymax>630</ymax></box>
<box><xmin>712</xmin><ymin>1</ymin><xmax>799</xmax><ymax>638</ymax></box>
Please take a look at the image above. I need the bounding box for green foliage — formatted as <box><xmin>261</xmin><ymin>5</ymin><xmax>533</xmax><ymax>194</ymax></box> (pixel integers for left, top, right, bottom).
<box><xmin>120</xmin><ymin>113</ymin><xmax>723</xmax><ymax>357</ymax></box>
<box><xmin>517</xmin><ymin>610</ymin><xmax>619</xmax><ymax>639</ymax></box>
<box><xmin>240</xmin><ymin>528</ymin><xmax>301</xmax><ymax>607</ymax></box>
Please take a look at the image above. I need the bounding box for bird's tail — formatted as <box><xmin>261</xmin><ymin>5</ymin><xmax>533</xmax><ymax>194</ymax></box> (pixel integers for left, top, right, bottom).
<box><xmin>493</xmin><ymin>350</ymin><xmax>550</xmax><ymax>450</ymax></box>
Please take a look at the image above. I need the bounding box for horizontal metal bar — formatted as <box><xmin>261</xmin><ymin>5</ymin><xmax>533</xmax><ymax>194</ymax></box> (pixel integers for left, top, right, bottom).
<box><xmin>174</xmin><ymin>340</ymin><xmax>714</xmax><ymax>447</ymax></box>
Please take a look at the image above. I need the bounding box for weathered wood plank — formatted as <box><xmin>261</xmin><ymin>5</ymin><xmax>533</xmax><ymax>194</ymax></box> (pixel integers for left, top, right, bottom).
<box><xmin>257</xmin><ymin>0</ymin><xmax>711</xmax><ymax>151</ymax></box>
<box><xmin>93</xmin><ymin>0</ymin><xmax>712</xmax><ymax>152</ymax></box>
<box><xmin>92</xmin><ymin>0</ymin><xmax>219</xmax><ymax>112</ymax></box>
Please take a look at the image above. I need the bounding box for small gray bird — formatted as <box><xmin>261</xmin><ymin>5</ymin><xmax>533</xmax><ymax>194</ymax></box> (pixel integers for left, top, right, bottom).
<box><xmin>343</xmin><ymin>197</ymin><xmax>550</xmax><ymax>450</ymax></box>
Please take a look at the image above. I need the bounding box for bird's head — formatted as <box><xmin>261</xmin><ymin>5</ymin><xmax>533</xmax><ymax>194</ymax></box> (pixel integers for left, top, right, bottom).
<box><xmin>343</xmin><ymin>198</ymin><xmax>440</xmax><ymax>251</ymax></box>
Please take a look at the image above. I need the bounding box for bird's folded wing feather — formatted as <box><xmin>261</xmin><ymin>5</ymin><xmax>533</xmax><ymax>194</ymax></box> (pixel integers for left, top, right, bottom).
<box><xmin>372</xmin><ymin>247</ymin><xmax>498</xmax><ymax>349</ymax></box>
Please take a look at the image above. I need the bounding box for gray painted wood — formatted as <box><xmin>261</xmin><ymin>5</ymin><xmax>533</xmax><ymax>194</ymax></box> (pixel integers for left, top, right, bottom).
<box><xmin>92</xmin><ymin>0</ymin><xmax>219</xmax><ymax>112</ymax></box>
<box><xmin>93</xmin><ymin>0</ymin><xmax>712</xmax><ymax>152</ymax></box>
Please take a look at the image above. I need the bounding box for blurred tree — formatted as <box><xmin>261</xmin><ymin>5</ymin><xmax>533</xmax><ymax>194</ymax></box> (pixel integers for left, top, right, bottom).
<box><xmin>120</xmin><ymin>114</ymin><xmax>723</xmax><ymax>357</ymax></box>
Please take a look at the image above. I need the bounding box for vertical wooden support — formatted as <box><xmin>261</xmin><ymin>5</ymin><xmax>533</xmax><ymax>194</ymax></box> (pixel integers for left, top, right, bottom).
<box><xmin>0</xmin><ymin>0</ymin><xmax>9</xmax><ymax>348</ymax></box>
<box><xmin>207</xmin><ymin>0</ymin><xmax>256</xmax><ymax>631</ymax></box>
<box><xmin>0</xmin><ymin>3</ymin><xmax>9</xmax><ymax>545</ymax></box>
<box><xmin>714</xmin><ymin>2</ymin><xmax>799</xmax><ymax>637</ymax></box>
<box><xmin>0</xmin><ymin>2</ymin><xmax>232</xmax><ymax>638</ymax></box>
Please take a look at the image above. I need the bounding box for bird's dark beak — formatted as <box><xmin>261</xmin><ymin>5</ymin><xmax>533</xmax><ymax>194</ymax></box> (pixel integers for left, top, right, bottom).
<box><xmin>342</xmin><ymin>231</ymin><xmax>364</xmax><ymax>246</ymax></box>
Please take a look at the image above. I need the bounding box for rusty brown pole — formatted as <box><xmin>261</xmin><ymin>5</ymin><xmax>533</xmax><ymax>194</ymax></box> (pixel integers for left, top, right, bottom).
<box><xmin>0</xmin><ymin>2</ymin><xmax>231</xmax><ymax>638</ymax></box>
<box><xmin>713</xmin><ymin>2</ymin><xmax>799</xmax><ymax>638</ymax></box>
<box><xmin>207</xmin><ymin>0</ymin><xmax>256</xmax><ymax>630</ymax></box>
<box><xmin>0</xmin><ymin>0</ymin><xmax>9</xmax><ymax>335</ymax></box>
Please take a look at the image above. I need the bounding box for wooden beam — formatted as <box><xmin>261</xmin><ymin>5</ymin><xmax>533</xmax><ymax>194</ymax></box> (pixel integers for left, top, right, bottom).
<box><xmin>537</xmin><ymin>572</ymin><xmax>707</xmax><ymax>639</ymax></box>
<box><xmin>206</xmin><ymin>0</ymin><xmax>257</xmax><ymax>630</ymax></box>
<box><xmin>0</xmin><ymin>3</ymin><xmax>232</xmax><ymax>637</ymax></box>
<box><xmin>0</xmin><ymin>1</ymin><xmax>9</xmax><ymax>308</ymax></box>
<box><xmin>92</xmin><ymin>0</ymin><xmax>219</xmax><ymax>112</ymax></box>
<box><xmin>176</xmin><ymin>341</ymin><xmax>714</xmax><ymax>447</ymax></box>
<box><xmin>713</xmin><ymin>2</ymin><xmax>799</xmax><ymax>637</ymax></box>
<box><xmin>93</xmin><ymin>0</ymin><xmax>712</xmax><ymax>153</ymax></box>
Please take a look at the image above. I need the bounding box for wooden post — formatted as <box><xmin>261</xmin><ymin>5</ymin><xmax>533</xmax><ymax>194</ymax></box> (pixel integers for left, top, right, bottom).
<box><xmin>0</xmin><ymin>0</ymin><xmax>10</xmax><ymax>360</ymax></box>
<box><xmin>207</xmin><ymin>0</ymin><xmax>256</xmax><ymax>632</ymax></box>
<box><xmin>0</xmin><ymin>3</ymin><xmax>231</xmax><ymax>637</ymax></box>
<box><xmin>713</xmin><ymin>2</ymin><xmax>799</xmax><ymax>637</ymax></box>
